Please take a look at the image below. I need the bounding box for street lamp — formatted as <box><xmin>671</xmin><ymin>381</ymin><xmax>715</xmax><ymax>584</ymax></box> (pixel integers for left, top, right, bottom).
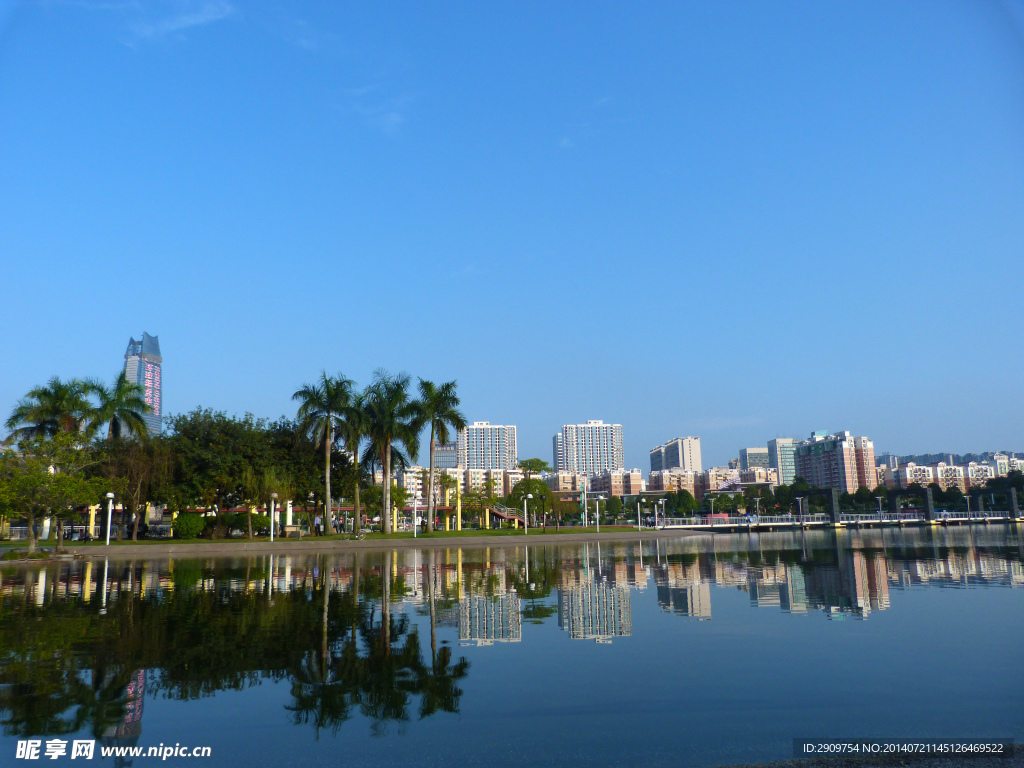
<box><xmin>637</xmin><ymin>497</ymin><xmax>646</xmax><ymax>530</ymax></box>
<box><xmin>104</xmin><ymin>492</ymin><xmax>114</xmax><ymax>546</ymax></box>
<box><xmin>595</xmin><ymin>495</ymin><xmax>604</xmax><ymax>533</ymax></box>
<box><xmin>876</xmin><ymin>496</ymin><xmax>884</xmax><ymax>520</ymax></box>
<box><xmin>270</xmin><ymin>492</ymin><xmax>278</xmax><ymax>542</ymax></box>
<box><xmin>524</xmin><ymin>493</ymin><xmax>533</xmax><ymax>535</ymax></box>
<box><xmin>413</xmin><ymin>494</ymin><xmax>418</xmax><ymax>538</ymax></box>
<box><xmin>658</xmin><ymin>498</ymin><xmax>666</xmax><ymax>528</ymax></box>
<box><xmin>540</xmin><ymin>494</ymin><xmax>547</xmax><ymax>529</ymax></box>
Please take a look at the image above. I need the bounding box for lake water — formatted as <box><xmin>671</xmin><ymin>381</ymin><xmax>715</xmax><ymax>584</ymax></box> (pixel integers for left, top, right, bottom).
<box><xmin>2</xmin><ymin>526</ymin><xmax>1023</xmax><ymax>767</ymax></box>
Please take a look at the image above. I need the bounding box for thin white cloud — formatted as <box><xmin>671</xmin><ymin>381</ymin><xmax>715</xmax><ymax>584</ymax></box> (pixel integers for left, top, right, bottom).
<box><xmin>351</xmin><ymin>90</ymin><xmax>419</xmax><ymax>136</ymax></box>
<box><xmin>131</xmin><ymin>1</ymin><xmax>234</xmax><ymax>39</ymax></box>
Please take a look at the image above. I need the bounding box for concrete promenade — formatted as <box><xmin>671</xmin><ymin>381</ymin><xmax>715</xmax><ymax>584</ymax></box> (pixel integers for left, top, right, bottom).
<box><xmin>50</xmin><ymin>528</ymin><xmax>696</xmax><ymax>560</ymax></box>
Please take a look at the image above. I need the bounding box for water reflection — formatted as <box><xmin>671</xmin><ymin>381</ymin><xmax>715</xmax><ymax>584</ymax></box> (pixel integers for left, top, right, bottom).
<box><xmin>1</xmin><ymin>525</ymin><xmax>1021</xmax><ymax>747</ymax></box>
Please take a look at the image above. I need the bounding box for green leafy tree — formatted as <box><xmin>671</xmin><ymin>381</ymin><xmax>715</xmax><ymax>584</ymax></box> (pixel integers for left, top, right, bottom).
<box><xmin>416</xmin><ymin>379</ymin><xmax>466</xmax><ymax>534</ymax></box>
<box><xmin>517</xmin><ymin>458</ymin><xmax>551</xmax><ymax>479</ymax></box>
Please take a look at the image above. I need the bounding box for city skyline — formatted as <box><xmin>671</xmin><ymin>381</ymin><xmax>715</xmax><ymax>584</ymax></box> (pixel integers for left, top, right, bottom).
<box><xmin>2</xmin><ymin>4</ymin><xmax>1023</xmax><ymax>468</ymax></box>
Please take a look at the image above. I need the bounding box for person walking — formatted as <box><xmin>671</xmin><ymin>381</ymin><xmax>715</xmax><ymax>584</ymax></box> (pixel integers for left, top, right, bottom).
<box><xmin>314</xmin><ymin>513</ymin><xmax>322</xmax><ymax>537</ymax></box>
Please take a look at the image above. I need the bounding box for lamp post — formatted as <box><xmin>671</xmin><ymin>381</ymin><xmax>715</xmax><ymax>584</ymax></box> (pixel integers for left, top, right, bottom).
<box><xmin>104</xmin><ymin>492</ymin><xmax>114</xmax><ymax>546</ymax></box>
<box><xmin>270</xmin><ymin>492</ymin><xmax>278</xmax><ymax>542</ymax></box>
<box><xmin>595</xmin><ymin>495</ymin><xmax>604</xmax><ymax>533</ymax></box>
<box><xmin>540</xmin><ymin>494</ymin><xmax>547</xmax><ymax>530</ymax></box>
<box><xmin>413</xmin><ymin>494</ymin><xmax>418</xmax><ymax>538</ymax></box>
<box><xmin>637</xmin><ymin>496</ymin><xmax>646</xmax><ymax>530</ymax></box>
<box><xmin>524</xmin><ymin>493</ymin><xmax>533</xmax><ymax>535</ymax></box>
<box><xmin>658</xmin><ymin>498</ymin><xmax>666</xmax><ymax>529</ymax></box>
<box><xmin>876</xmin><ymin>496</ymin><xmax>884</xmax><ymax>520</ymax></box>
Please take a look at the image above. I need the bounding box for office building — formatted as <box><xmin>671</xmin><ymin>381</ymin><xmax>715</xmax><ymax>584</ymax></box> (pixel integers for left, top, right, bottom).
<box><xmin>553</xmin><ymin>420</ymin><xmax>624</xmax><ymax>475</ymax></box>
<box><xmin>434</xmin><ymin>442</ymin><xmax>458</xmax><ymax>469</ymax></box>
<box><xmin>457</xmin><ymin>422</ymin><xmax>518</xmax><ymax>470</ymax></box>
<box><xmin>650</xmin><ymin>436</ymin><xmax>702</xmax><ymax>473</ymax></box>
<box><xmin>124</xmin><ymin>332</ymin><xmax>162</xmax><ymax>435</ymax></box>
<box><xmin>739</xmin><ymin>447</ymin><xmax>769</xmax><ymax>470</ymax></box>
<box><xmin>767</xmin><ymin>438</ymin><xmax>798</xmax><ymax>485</ymax></box>
<box><xmin>794</xmin><ymin>431</ymin><xmax>876</xmax><ymax>493</ymax></box>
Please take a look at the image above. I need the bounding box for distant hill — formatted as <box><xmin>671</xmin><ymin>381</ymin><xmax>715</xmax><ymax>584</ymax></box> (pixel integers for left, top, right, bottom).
<box><xmin>876</xmin><ymin>451</ymin><xmax>1022</xmax><ymax>466</ymax></box>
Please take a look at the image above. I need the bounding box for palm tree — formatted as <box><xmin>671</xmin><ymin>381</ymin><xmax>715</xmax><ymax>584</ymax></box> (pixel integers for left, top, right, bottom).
<box><xmin>416</xmin><ymin>380</ymin><xmax>466</xmax><ymax>534</ymax></box>
<box><xmin>361</xmin><ymin>370</ymin><xmax>420</xmax><ymax>534</ymax></box>
<box><xmin>293</xmin><ymin>373</ymin><xmax>354</xmax><ymax>525</ymax></box>
<box><xmin>335</xmin><ymin>391</ymin><xmax>368</xmax><ymax>534</ymax></box>
<box><xmin>5</xmin><ymin>377</ymin><xmax>95</xmax><ymax>441</ymax></box>
<box><xmin>87</xmin><ymin>372</ymin><xmax>151</xmax><ymax>440</ymax></box>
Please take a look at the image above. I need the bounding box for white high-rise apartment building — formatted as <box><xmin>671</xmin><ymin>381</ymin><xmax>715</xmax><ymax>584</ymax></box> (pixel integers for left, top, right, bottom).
<box><xmin>457</xmin><ymin>422</ymin><xmax>518</xmax><ymax>470</ymax></box>
<box><xmin>553</xmin><ymin>420</ymin><xmax>624</xmax><ymax>476</ymax></box>
<box><xmin>649</xmin><ymin>437</ymin><xmax>702</xmax><ymax>473</ymax></box>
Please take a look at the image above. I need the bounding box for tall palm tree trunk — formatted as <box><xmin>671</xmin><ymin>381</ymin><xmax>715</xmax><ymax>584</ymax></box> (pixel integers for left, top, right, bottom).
<box><xmin>426</xmin><ymin>428</ymin><xmax>436</xmax><ymax>533</ymax></box>
<box><xmin>383</xmin><ymin>441</ymin><xmax>392</xmax><ymax>534</ymax></box>
<box><xmin>324</xmin><ymin>424</ymin><xmax>333</xmax><ymax>530</ymax></box>
<box><xmin>353</xmin><ymin>455</ymin><xmax>361</xmax><ymax>534</ymax></box>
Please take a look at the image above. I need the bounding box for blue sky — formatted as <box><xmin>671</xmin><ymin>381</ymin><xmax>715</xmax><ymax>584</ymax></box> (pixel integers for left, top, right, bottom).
<box><xmin>2</xmin><ymin>1</ymin><xmax>1023</xmax><ymax>468</ymax></box>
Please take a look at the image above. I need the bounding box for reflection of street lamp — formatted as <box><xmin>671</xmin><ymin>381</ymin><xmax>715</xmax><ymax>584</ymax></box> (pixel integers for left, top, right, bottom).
<box><xmin>105</xmin><ymin>492</ymin><xmax>114</xmax><ymax>546</ymax></box>
<box><xmin>270</xmin><ymin>492</ymin><xmax>278</xmax><ymax>542</ymax></box>
<box><xmin>524</xmin><ymin>493</ymin><xmax>533</xmax><ymax>535</ymax></box>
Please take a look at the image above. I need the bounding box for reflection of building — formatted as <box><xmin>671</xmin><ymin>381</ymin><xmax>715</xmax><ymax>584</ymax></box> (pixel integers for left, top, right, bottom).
<box><xmin>558</xmin><ymin>580</ymin><xmax>632</xmax><ymax>642</ymax></box>
<box><xmin>458</xmin><ymin>593</ymin><xmax>522</xmax><ymax>645</ymax></box>
<box><xmin>124</xmin><ymin>333</ymin><xmax>162</xmax><ymax>435</ymax></box>
<box><xmin>102</xmin><ymin>668</ymin><xmax>145</xmax><ymax>767</ymax></box>
<box><xmin>655</xmin><ymin>561</ymin><xmax>711</xmax><ymax>619</ymax></box>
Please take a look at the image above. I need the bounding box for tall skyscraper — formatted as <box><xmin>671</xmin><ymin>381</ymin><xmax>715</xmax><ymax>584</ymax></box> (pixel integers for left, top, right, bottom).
<box><xmin>794</xmin><ymin>431</ymin><xmax>876</xmax><ymax>492</ymax></box>
<box><xmin>738</xmin><ymin>447</ymin><xmax>769</xmax><ymax>470</ymax></box>
<box><xmin>650</xmin><ymin>437</ymin><xmax>702</xmax><ymax>473</ymax></box>
<box><xmin>124</xmin><ymin>333</ymin><xmax>162</xmax><ymax>435</ymax></box>
<box><xmin>553</xmin><ymin>420</ymin><xmax>624</xmax><ymax>476</ymax></box>
<box><xmin>457</xmin><ymin>422</ymin><xmax>517</xmax><ymax>470</ymax></box>
<box><xmin>767</xmin><ymin>438</ymin><xmax>798</xmax><ymax>485</ymax></box>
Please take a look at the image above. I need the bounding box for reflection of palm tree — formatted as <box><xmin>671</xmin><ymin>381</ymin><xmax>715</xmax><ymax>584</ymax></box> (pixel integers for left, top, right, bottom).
<box><xmin>417</xmin><ymin>646</ymin><xmax>469</xmax><ymax>719</ymax></box>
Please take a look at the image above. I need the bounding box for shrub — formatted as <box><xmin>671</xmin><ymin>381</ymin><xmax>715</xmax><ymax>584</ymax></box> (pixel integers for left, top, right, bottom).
<box><xmin>172</xmin><ymin>513</ymin><xmax>205</xmax><ymax>540</ymax></box>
